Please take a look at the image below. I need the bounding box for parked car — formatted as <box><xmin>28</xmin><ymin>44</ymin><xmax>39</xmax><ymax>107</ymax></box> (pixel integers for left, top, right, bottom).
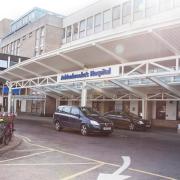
<box><xmin>104</xmin><ymin>111</ymin><xmax>151</xmax><ymax>131</ymax></box>
<box><xmin>53</xmin><ymin>106</ymin><xmax>114</xmax><ymax>136</ymax></box>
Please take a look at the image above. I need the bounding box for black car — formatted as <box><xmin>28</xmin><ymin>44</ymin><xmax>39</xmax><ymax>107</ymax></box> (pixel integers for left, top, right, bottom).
<box><xmin>53</xmin><ymin>106</ymin><xmax>114</xmax><ymax>136</ymax></box>
<box><xmin>104</xmin><ymin>111</ymin><xmax>151</xmax><ymax>131</ymax></box>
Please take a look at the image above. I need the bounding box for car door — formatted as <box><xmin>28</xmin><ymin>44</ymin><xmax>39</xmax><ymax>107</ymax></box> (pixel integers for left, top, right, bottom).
<box><xmin>69</xmin><ymin>107</ymin><xmax>81</xmax><ymax>129</ymax></box>
<box><xmin>61</xmin><ymin>106</ymin><xmax>71</xmax><ymax>127</ymax></box>
<box><xmin>121</xmin><ymin>114</ymin><xmax>131</xmax><ymax>129</ymax></box>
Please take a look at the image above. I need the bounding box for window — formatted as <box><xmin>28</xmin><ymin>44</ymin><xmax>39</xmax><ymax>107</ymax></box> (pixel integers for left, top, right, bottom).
<box><xmin>112</xmin><ymin>5</ymin><xmax>121</xmax><ymax>28</ymax></box>
<box><xmin>80</xmin><ymin>20</ymin><xmax>85</xmax><ymax>38</ymax></box>
<box><xmin>103</xmin><ymin>9</ymin><xmax>111</xmax><ymax>30</ymax></box>
<box><xmin>145</xmin><ymin>0</ymin><xmax>158</xmax><ymax>17</ymax></box>
<box><xmin>14</xmin><ymin>41</ymin><xmax>17</xmax><ymax>55</ymax></box>
<box><xmin>62</xmin><ymin>106</ymin><xmax>71</xmax><ymax>114</ymax></box>
<box><xmin>11</xmin><ymin>42</ymin><xmax>14</xmax><ymax>55</ymax></box>
<box><xmin>134</xmin><ymin>0</ymin><xmax>144</xmax><ymax>21</ymax></box>
<box><xmin>122</xmin><ymin>1</ymin><xmax>131</xmax><ymax>24</ymax></box>
<box><xmin>86</xmin><ymin>16</ymin><xmax>93</xmax><ymax>35</ymax></box>
<box><xmin>73</xmin><ymin>23</ymin><xmax>79</xmax><ymax>40</ymax></box>
<box><xmin>66</xmin><ymin>26</ymin><xmax>72</xmax><ymax>42</ymax></box>
<box><xmin>35</xmin><ymin>29</ymin><xmax>40</xmax><ymax>48</ymax></box>
<box><xmin>40</xmin><ymin>27</ymin><xmax>45</xmax><ymax>47</ymax></box>
<box><xmin>62</xmin><ymin>28</ymin><xmax>65</xmax><ymax>39</ymax></box>
<box><xmin>17</xmin><ymin>39</ymin><xmax>20</xmax><ymax>55</ymax></box>
<box><xmin>159</xmin><ymin>0</ymin><xmax>173</xmax><ymax>12</ymax></box>
<box><xmin>7</xmin><ymin>44</ymin><xmax>11</xmax><ymax>54</ymax></box>
<box><xmin>94</xmin><ymin>13</ymin><xmax>102</xmax><ymax>33</ymax></box>
<box><xmin>71</xmin><ymin>107</ymin><xmax>80</xmax><ymax>116</ymax></box>
<box><xmin>23</xmin><ymin>35</ymin><xmax>26</xmax><ymax>40</ymax></box>
<box><xmin>29</xmin><ymin>32</ymin><xmax>32</xmax><ymax>38</ymax></box>
<box><xmin>58</xmin><ymin>106</ymin><xmax>64</xmax><ymax>112</ymax></box>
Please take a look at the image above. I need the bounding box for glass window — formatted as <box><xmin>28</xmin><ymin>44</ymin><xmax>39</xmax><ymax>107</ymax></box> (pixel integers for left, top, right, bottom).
<box><xmin>86</xmin><ymin>16</ymin><xmax>93</xmax><ymax>35</ymax></box>
<box><xmin>94</xmin><ymin>13</ymin><xmax>102</xmax><ymax>33</ymax></box>
<box><xmin>62</xmin><ymin>28</ymin><xmax>65</xmax><ymax>39</ymax></box>
<box><xmin>71</xmin><ymin>107</ymin><xmax>80</xmax><ymax>116</ymax></box>
<box><xmin>145</xmin><ymin>0</ymin><xmax>158</xmax><ymax>17</ymax></box>
<box><xmin>80</xmin><ymin>20</ymin><xmax>85</xmax><ymax>38</ymax></box>
<box><xmin>35</xmin><ymin>29</ymin><xmax>40</xmax><ymax>48</ymax></box>
<box><xmin>112</xmin><ymin>5</ymin><xmax>121</xmax><ymax>28</ymax></box>
<box><xmin>66</xmin><ymin>26</ymin><xmax>72</xmax><ymax>42</ymax></box>
<box><xmin>73</xmin><ymin>23</ymin><xmax>79</xmax><ymax>40</ymax></box>
<box><xmin>159</xmin><ymin>0</ymin><xmax>173</xmax><ymax>12</ymax></box>
<box><xmin>58</xmin><ymin>106</ymin><xmax>64</xmax><ymax>112</ymax></box>
<box><xmin>17</xmin><ymin>39</ymin><xmax>20</xmax><ymax>56</ymax></box>
<box><xmin>11</xmin><ymin>42</ymin><xmax>14</xmax><ymax>54</ymax></box>
<box><xmin>40</xmin><ymin>27</ymin><xmax>45</xmax><ymax>47</ymax></box>
<box><xmin>103</xmin><ymin>9</ymin><xmax>111</xmax><ymax>30</ymax></box>
<box><xmin>62</xmin><ymin>106</ymin><xmax>71</xmax><ymax>114</ymax></box>
<box><xmin>7</xmin><ymin>44</ymin><xmax>11</xmax><ymax>54</ymax></box>
<box><xmin>122</xmin><ymin>1</ymin><xmax>131</xmax><ymax>24</ymax></box>
<box><xmin>134</xmin><ymin>0</ymin><xmax>144</xmax><ymax>21</ymax></box>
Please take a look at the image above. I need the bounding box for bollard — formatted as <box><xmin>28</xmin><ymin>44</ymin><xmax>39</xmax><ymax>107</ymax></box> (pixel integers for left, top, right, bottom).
<box><xmin>177</xmin><ymin>124</ymin><xmax>180</xmax><ymax>134</ymax></box>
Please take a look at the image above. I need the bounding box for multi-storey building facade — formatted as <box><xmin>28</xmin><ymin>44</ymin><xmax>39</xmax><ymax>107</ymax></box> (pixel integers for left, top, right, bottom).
<box><xmin>0</xmin><ymin>7</ymin><xmax>64</xmax><ymax>58</ymax></box>
<box><xmin>1</xmin><ymin>0</ymin><xmax>180</xmax><ymax>128</ymax></box>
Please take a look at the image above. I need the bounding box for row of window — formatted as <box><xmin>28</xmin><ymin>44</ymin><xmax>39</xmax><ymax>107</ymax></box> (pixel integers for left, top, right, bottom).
<box><xmin>2</xmin><ymin>39</ymin><xmax>20</xmax><ymax>56</ymax></box>
<box><xmin>34</xmin><ymin>27</ymin><xmax>45</xmax><ymax>56</ymax></box>
<box><xmin>62</xmin><ymin>0</ymin><xmax>180</xmax><ymax>43</ymax></box>
<box><xmin>11</xmin><ymin>12</ymin><xmax>35</xmax><ymax>32</ymax></box>
<box><xmin>2</xmin><ymin>26</ymin><xmax>45</xmax><ymax>57</ymax></box>
<box><xmin>11</xmin><ymin>8</ymin><xmax>47</xmax><ymax>33</ymax></box>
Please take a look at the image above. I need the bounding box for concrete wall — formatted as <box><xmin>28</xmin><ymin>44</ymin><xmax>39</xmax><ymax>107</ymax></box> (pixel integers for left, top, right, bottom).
<box><xmin>1</xmin><ymin>14</ymin><xmax>63</xmax><ymax>57</ymax></box>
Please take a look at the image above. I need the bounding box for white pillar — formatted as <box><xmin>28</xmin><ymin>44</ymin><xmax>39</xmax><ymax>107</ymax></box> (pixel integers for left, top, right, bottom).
<box><xmin>8</xmin><ymin>83</ymin><xmax>12</xmax><ymax>113</ymax></box>
<box><xmin>8</xmin><ymin>56</ymin><xmax>11</xmax><ymax>68</ymax></box>
<box><xmin>142</xmin><ymin>99</ymin><xmax>148</xmax><ymax>120</ymax></box>
<box><xmin>81</xmin><ymin>82</ymin><xmax>87</xmax><ymax>107</ymax></box>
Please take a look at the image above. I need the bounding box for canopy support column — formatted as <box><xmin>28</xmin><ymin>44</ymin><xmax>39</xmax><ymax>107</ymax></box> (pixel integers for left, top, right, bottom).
<box><xmin>81</xmin><ymin>82</ymin><xmax>87</xmax><ymax>107</ymax></box>
<box><xmin>8</xmin><ymin>82</ymin><xmax>12</xmax><ymax>113</ymax></box>
<box><xmin>142</xmin><ymin>99</ymin><xmax>148</xmax><ymax>120</ymax></box>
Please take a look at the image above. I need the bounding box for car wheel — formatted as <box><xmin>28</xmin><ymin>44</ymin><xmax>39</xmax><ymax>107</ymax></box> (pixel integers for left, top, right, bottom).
<box><xmin>129</xmin><ymin>123</ymin><xmax>135</xmax><ymax>131</ymax></box>
<box><xmin>55</xmin><ymin>121</ymin><xmax>62</xmax><ymax>131</ymax></box>
<box><xmin>80</xmin><ymin>124</ymin><xmax>88</xmax><ymax>136</ymax></box>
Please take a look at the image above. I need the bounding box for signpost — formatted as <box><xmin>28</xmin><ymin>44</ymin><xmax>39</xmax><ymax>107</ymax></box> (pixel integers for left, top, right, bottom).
<box><xmin>97</xmin><ymin>156</ymin><xmax>131</xmax><ymax>180</ymax></box>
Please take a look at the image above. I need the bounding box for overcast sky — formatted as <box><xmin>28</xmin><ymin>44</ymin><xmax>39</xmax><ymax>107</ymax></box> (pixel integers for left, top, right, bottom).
<box><xmin>0</xmin><ymin>0</ymin><xmax>98</xmax><ymax>21</ymax></box>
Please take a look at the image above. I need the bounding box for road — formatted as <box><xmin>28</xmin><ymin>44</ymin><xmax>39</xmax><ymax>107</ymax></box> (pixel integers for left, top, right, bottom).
<box><xmin>0</xmin><ymin>118</ymin><xmax>179</xmax><ymax>180</ymax></box>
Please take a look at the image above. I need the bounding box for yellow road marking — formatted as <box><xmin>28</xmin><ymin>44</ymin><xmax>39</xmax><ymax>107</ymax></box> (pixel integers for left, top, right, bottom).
<box><xmin>61</xmin><ymin>163</ymin><xmax>104</xmax><ymax>180</ymax></box>
<box><xmin>14</xmin><ymin>134</ymin><xmax>177</xmax><ymax>180</ymax></box>
<box><xmin>129</xmin><ymin>168</ymin><xmax>177</xmax><ymax>180</ymax></box>
<box><xmin>0</xmin><ymin>150</ymin><xmax>53</xmax><ymax>163</ymax></box>
<box><xmin>0</xmin><ymin>162</ymin><xmax>99</xmax><ymax>166</ymax></box>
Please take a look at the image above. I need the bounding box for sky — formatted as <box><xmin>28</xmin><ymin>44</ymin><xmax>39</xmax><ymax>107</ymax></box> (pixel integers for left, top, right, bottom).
<box><xmin>0</xmin><ymin>0</ymin><xmax>98</xmax><ymax>21</ymax></box>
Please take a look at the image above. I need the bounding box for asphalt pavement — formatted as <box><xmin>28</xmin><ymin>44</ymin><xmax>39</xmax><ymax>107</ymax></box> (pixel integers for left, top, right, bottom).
<box><xmin>0</xmin><ymin>117</ymin><xmax>179</xmax><ymax>180</ymax></box>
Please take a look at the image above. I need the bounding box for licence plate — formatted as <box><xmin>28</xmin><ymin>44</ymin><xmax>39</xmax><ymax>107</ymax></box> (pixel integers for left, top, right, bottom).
<box><xmin>103</xmin><ymin>127</ymin><xmax>111</xmax><ymax>130</ymax></box>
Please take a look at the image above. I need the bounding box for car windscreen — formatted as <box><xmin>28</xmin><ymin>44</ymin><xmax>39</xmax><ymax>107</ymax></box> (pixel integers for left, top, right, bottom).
<box><xmin>80</xmin><ymin>107</ymin><xmax>100</xmax><ymax>116</ymax></box>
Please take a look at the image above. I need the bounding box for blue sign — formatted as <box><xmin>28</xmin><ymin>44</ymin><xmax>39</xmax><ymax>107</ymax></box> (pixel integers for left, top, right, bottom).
<box><xmin>2</xmin><ymin>87</ymin><xmax>21</xmax><ymax>95</ymax></box>
<box><xmin>60</xmin><ymin>67</ymin><xmax>112</xmax><ymax>80</ymax></box>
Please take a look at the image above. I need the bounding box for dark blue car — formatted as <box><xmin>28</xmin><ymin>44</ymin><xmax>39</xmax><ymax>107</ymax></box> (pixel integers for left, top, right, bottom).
<box><xmin>53</xmin><ymin>106</ymin><xmax>114</xmax><ymax>136</ymax></box>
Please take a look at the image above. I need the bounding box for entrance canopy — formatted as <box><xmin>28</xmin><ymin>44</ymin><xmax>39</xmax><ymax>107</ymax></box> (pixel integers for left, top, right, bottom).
<box><xmin>1</xmin><ymin>22</ymin><xmax>180</xmax><ymax>101</ymax></box>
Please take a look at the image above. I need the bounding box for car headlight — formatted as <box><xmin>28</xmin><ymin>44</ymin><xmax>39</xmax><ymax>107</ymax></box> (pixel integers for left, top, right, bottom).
<box><xmin>90</xmin><ymin>120</ymin><xmax>100</xmax><ymax>126</ymax></box>
<box><xmin>137</xmin><ymin>121</ymin><xmax>144</xmax><ymax>125</ymax></box>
